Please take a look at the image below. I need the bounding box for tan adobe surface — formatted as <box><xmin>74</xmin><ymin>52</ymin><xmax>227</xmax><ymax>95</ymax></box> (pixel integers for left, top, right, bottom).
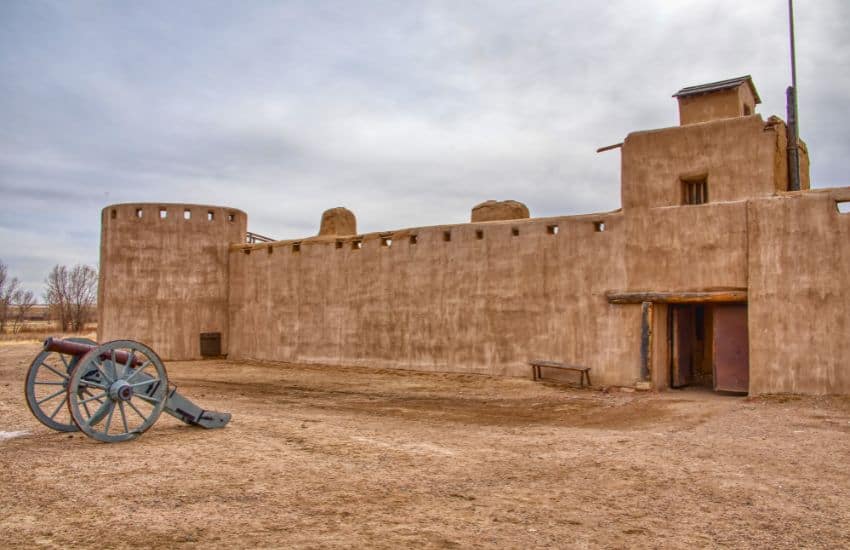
<box><xmin>470</xmin><ymin>200</ymin><xmax>530</xmax><ymax>222</ymax></box>
<box><xmin>318</xmin><ymin>207</ymin><xmax>357</xmax><ymax>237</ymax></box>
<box><xmin>98</xmin><ymin>203</ymin><xmax>246</xmax><ymax>359</ymax></box>
<box><xmin>97</xmin><ymin>78</ymin><xmax>849</xmax><ymax>395</ymax></box>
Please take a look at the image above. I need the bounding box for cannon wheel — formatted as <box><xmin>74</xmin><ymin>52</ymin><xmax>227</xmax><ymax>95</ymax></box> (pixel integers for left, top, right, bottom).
<box><xmin>24</xmin><ymin>337</ymin><xmax>98</xmax><ymax>432</ymax></box>
<box><xmin>66</xmin><ymin>340</ymin><xmax>169</xmax><ymax>443</ymax></box>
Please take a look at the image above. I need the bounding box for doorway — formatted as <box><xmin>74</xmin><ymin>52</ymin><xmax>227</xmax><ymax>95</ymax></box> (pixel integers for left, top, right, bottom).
<box><xmin>670</xmin><ymin>304</ymin><xmax>708</xmax><ymax>388</ymax></box>
<box><xmin>669</xmin><ymin>304</ymin><xmax>749</xmax><ymax>393</ymax></box>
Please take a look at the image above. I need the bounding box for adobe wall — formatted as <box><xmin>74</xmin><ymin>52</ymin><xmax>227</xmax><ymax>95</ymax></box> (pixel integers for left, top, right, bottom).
<box><xmin>678</xmin><ymin>85</ymin><xmax>757</xmax><ymax>125</ymax></box>
<box><xmin>227</xmin><ymin>197</ymin><xmax>759</xmax><ymax>386</ymax></box>
<box><xmin>747</xmin><ymin>188</ymin><xmax>850</xmax><ymax>394</ymax></box>
<box><xmin>228</xmin><ymin>213</ymin><xmax>646</xmax><ymax>385</ymax></box>
<box><xmin>621</xmin><ymin>115</ymin><xmax>788</xmax><ymax>209</ymax></box>
<box><xmin>98</xmin><ymin>203</ymin><xmax>246</xmax><ymax>360</ymax></box>
<box><xmin>623</xmin><ymin>201</ymin><xmax>749</xmax><ymax>291</ymax></box>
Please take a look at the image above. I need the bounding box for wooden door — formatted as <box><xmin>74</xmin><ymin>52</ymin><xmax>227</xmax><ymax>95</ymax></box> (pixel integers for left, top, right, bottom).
<box><xmin>713</xmin><ymin>304</ymin><xmax>749</xmax><ymax>393</ymax></box>
<box><xmin>671</xmin><ymin>306</ymin><xmax>695</xmax><ymax>388</ymax></box>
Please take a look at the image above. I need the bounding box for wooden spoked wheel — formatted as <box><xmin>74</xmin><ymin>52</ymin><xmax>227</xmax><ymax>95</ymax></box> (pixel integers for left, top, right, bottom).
<box><xmin>66</xmin><ymin>340</ymin><xmax>169</xmax><ymax>443</ymax></box>
<box><xmin>24</xmin><ymin>337</ymin><xmax>98</xmax><ymax>432</ymax></box>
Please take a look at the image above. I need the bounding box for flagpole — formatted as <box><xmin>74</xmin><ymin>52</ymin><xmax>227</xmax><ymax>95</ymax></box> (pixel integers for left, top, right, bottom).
<box><xmin>787</xmin><ymin>0</ymin><xmax>801</xmax><ymax>191</ymax></box>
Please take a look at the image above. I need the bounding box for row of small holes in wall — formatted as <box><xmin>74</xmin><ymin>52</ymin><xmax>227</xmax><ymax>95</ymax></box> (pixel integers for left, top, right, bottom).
<box><xmin>246</xmin><ymin>242</ymin><xmax>302</xmax><ymax>255</ymax></box>
<box><xmin>838</xmin><ymin>201</ymin><xmax>850</xmax><ymax>214</ymax></box>
<box><xmin>112</xmin><ymin>208</ymin><xmax>237</xmax><ymax>222</ymax></box>
<box><xmin>243</xmin><ymin>221</ymin><xmax>608</xmax><ymax>256</ymax></box>
<box><xmin>340</xmin><ymin>222</ymin><xmax>607</xmax><ymax>249</ymax></box>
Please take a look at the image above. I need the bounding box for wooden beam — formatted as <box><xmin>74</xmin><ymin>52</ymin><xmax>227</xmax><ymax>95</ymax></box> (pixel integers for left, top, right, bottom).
<box><xmin>606</xmin><ymin>290</ymin><xmax>747</xmax><ymax>304</ymax></box>
<box><xmin>596</xmin><ymin>142</ymin><xmax>623</xmax><ymax>153</ymax></box>
<box><xmin>640</xmin><ymin>302</ymin><xmax>653</xmax><ymax>381</ymax></box>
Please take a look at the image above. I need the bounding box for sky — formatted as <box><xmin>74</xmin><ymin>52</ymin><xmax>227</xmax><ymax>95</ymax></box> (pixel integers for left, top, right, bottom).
<box><xmin>1</xmin><ymin>1</ymin><xmax>848</xmax><ymax>294</ymax></box>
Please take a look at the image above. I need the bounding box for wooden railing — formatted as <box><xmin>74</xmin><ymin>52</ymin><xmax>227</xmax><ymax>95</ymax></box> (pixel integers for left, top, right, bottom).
<box><xmin>246</xmin><ymin>232</ymin><xmax>275</xmax><ymax>244</ymax></box>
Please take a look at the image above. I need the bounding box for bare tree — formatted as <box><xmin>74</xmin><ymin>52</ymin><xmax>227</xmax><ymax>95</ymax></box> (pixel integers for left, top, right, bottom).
<box><xmin>68</xmin><ymin>265</ymin><xmax>97</xmax><ymax>331</ymax></box>
<box><xmin>10</xmin><ymin>289</ymin><xmax>36</xmax><ymax>334</ymax></box>
<box><xmin>44</xmin><ymin>264</ymin><xmax>97</xmax><ymax>332</ymax></box>
<box><xmin>0</xmin><ymin>260</ymin><xmax>21</xmax><ymax>333</ymax></box>
<box><xmin>44</xmin><ymin>265</ymin><xmax>69</xmax><ymax>331</ymax></box>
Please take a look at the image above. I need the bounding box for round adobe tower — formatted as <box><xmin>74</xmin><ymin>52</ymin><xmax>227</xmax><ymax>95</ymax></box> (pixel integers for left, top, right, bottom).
<box><xmin>98</xmin><ymin>203</ymin><xmax>247</xmax><ymax>360</ymax></box>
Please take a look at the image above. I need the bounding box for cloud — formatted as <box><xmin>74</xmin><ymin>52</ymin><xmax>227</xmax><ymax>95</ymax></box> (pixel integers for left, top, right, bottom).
<box><xmin>1</xmin><ymin>1</ymin><xmax>848</xmax><ymax>293</ymax></box>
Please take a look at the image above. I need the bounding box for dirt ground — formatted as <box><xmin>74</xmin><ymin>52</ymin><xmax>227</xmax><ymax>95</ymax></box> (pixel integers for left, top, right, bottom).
<box><xmin>1</xmin><ymin>339</ymin><xmax>850</xmax><ymax>549</ymax></box>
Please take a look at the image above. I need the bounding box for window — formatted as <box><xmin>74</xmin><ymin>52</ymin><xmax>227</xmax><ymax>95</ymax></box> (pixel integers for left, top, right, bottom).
<box><xmin>183</xmin><ymin>209</ymin><xmax>192</xmax><ymax>220</ymax></box>
<box><xmin>335</xmin><ymin>240</ymin><xmax>344</xmax><ymax>249</ymax></box>
<box><xmin>159</xmin><ymin>207</ymin><xmax>168</xmax><ymax>219</ymax></box>
<box><xmin>381</xmin><ymin>236</ymin><xmax>392</xmax><ymax>247</ymax></box>
<box><xmin>511</xmin><ymin>227</ymin><xmax>520</xmax><ymax>237</ymax></box>
<box><xmin>743</xmin><ymin>104</ymin><xmax>752</xmax><ymax>116</ymax></box>
<box><xmin>594</xmin><ymin>221</ymin><xmax>606</xmax><ymax>232</ymax></box>
<box><xmin>352</xmin><ymin>239</ymin><xmax>362</xmax><ymax>250</ymax></box>
<box><xmin>110</xmin><ymin>209</ymin><xmax>117</xmax><ymax>219</ymax></box>
<box><xmin>227</xmin><ymin>213</ymin><xmax>236</xmax><ymax>222</ymax></box>
<box><xmin>547</xmin><ymin>225</ymin><xmax>559</xmax><ymax>235</ymax></box>
<box><xmin>682</xmin><ymin>176</ymin><xmax>708</xmax><ymax>205</ymax></box>
<box><xmin>135</xmin><ymin>208</ymin><xmax>143</xmax><ymax>219</ymax></box>
<box><xmin>443</xmin><ymin>231</ymin><xmax>451</xmax><ymax>242</ymax></box>
<box><xmin>837</xmin><ymin>201</ymin><xmax>850</xmax><ymax>215</ymax></box>
<box><xmin>409</xmin><ymin>234</ymin><xmax>418</xmax><ymax>245</ymax></box>
<box><xmin>475</xmin><ymin>229</ymin><xmax>484</xmax><ymax>240</ymax></box>
<box><xmin>292</xmin><ymin>242</ymin><xmax>301</xmax><ymax>253</ymax></box>
<box><xmin>207</xmin><ymin>211</ymin><xmax>215</xmax><ymax>221</ymax></box>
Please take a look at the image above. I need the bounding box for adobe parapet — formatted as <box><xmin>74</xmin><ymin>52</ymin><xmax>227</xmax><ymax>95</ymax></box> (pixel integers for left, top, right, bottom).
<box><xmin>99</xmin><ymin>203</ymin><xmax>247</xmax><ymax>360</ymax></box>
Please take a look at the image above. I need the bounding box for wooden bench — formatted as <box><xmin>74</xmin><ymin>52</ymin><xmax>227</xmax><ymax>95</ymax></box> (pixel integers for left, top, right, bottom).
<box><xmin>529</xmin><ymin>360</ymin><xmax>592</xmax><ymax>387</ymax></box>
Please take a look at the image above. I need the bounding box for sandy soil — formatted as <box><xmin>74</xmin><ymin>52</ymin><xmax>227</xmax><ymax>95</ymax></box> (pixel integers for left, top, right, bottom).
<box><xmin>1</xmin><ymin>340</ymin><xmax>850</xmax><ymax>549</ymax></box>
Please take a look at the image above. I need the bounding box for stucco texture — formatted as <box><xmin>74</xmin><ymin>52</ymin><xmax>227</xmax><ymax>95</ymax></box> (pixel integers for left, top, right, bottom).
<box><xmin>228</xmin><ymin>214</ymin><xmax>640</xmax><ymax>386</ymax></box>
<box><xmin>98</xmin><ymin>203</ymin><xmax>246</xmax><ymax>360</ymax></box>
<box><xmin>96</xmin><ymin>96</ymin><xmax>848</xmax><ymax>395</ymax></box>
<box><xmin>623</xmin><ymin>202</ymin><xmax>749</xmax><ymax>292</ymax></box>
<box><xmin>621</xmin><ymin>115</ymin><xmax>788</xmax><ymax>209</ymax></box>
<box><xmin>470</xmin><ymin>200</ymin><xmax>530</xmax><ymax>222</ymax></box>
<box><xmin>747</xmin><ymin>188</ymin><xmax>850</xmax><ymax>394</ymax></box>
<box><xmin>677</xmin><ymin>84</ymin><xmax>757</xmax><ymax>125</ymax></box>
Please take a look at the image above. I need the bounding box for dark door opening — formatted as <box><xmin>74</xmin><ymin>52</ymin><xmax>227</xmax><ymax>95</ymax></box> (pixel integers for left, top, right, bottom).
<box><xmin>670</xmin><ymin>304</ymin><xmax>708</xmax><ymax>388</ymax></box>
<box><xmin>669</xmin><ymin>304</ymin><xmax>749</xmax><ymax>393</ymax></box>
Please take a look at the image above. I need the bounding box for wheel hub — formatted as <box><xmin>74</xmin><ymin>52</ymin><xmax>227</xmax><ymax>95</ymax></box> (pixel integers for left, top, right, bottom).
<box><xmin>109</xmin><ymin>380</ymin><xmax>134</xmax><ymax>402</ymax></box>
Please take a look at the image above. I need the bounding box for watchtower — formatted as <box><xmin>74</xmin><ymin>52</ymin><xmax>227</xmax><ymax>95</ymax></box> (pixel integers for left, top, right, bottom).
<box><xmin>673</xmin><ymin>75</ymin><xmax>760</xmax><ymax>125</ymax></box>
<box><xmin>98</xmin><ymin>203</ymin><xmax>246</xmax><ymax>359</ymax></box>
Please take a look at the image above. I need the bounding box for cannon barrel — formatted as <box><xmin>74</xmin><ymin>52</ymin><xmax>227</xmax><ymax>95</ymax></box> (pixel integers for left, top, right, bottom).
<box><xmin>43</xmin><ymin>337</ymin><xmax>142</xmax><ymax>366</ymax></box>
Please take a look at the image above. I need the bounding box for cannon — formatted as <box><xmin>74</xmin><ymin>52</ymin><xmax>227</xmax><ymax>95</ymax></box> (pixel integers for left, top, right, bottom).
<box><xmin>24</xmin><ymin>337</ymin><xmax>231</xmax><ymax>443</ymax></box>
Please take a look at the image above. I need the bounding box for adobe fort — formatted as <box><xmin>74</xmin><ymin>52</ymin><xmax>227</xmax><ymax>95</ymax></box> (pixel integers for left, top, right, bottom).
<box><xmin>97</xmin><ymin>76</ymin><xmax>850</xmax><ymax>395</ymax></box>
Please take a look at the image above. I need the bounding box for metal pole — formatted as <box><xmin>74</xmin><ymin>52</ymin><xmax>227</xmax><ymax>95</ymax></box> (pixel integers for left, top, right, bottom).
<box><xmin>787</xmin><ymin>0</ymin><xmax>801</xmax><ymax>191</ymax></box>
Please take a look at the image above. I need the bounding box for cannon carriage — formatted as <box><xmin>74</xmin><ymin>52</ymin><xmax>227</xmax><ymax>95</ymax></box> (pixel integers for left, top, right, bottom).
<box><xmin>25</xmin><ymin>338</ymin><xmax>231</xmax><ymax>443</ymax></box>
